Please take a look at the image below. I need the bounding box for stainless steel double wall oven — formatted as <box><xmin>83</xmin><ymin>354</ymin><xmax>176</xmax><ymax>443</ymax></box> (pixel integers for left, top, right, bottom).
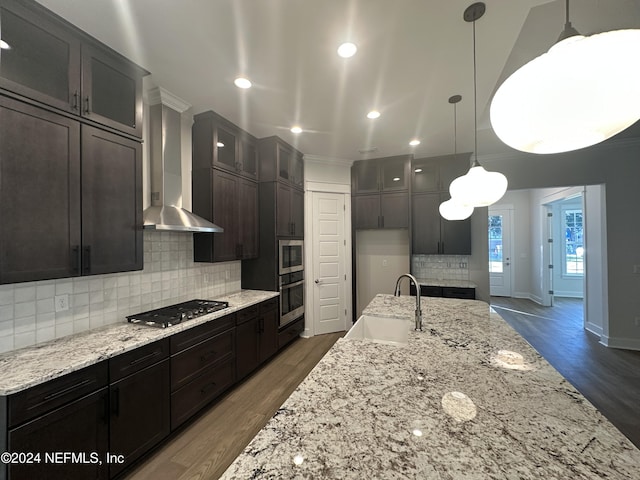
<box><xmin>278</xmin><ymin>239</ymin><xmax>304</xmax><ymax>327</ymax></box>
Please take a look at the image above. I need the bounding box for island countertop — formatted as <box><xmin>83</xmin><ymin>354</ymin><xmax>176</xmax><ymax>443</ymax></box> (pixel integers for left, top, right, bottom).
<box><xmin>221</xmin><ymin>294</ymin><xmax>640</xmax><ymax>479</ymax></box>
<box><xmin>0</xmin><ymin>289</ymin><xmax>278</xmax><ymax>396</ymax></box>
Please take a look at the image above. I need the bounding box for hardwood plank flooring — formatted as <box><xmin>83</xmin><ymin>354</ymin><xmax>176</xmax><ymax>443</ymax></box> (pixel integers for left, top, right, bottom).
<box><xmin>491</xmin><ymin>296</ymin><xmax>640</xmax><ymax>449</ymax></box>
<box><xmin>124</xmin><ymin>332</ymin><xmax>344</xmax><ymax>480</ymax></box>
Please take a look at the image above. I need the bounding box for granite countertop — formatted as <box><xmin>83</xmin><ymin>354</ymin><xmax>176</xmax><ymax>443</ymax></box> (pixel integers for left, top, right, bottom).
<box><xmin>415</xmin><ymin>277</ymin><xmax>477</xmax><ymax>288</ymax></box>
<box><xmin>221</xmin><ymin>294</ymin><xmax>640</xmax><ymax>479</ymax></box>
<box><xmin>0</xmin><ymin>289</ymin><xmax>278</xmax><ymax>396</ymax></box>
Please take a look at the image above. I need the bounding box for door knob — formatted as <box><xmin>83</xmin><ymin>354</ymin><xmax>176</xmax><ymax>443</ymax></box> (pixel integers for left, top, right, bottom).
<box><xmin>315</xmin><ymin>279</ymin><xmax>321</xmax><ymax>284</ymax></box>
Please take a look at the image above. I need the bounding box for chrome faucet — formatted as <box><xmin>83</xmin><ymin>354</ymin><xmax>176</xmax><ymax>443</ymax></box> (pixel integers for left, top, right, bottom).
<box><xmin>394</xmin><ymin>273</ymin><xmax>423</xmax><ymax>331</ymax></box>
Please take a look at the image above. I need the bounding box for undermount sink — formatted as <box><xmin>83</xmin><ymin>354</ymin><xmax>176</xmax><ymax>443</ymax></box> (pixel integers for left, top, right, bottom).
<box><xmin>344</xmin><ymin>315</ymin><xmax>410</xmax><ymax>346</ymax></box>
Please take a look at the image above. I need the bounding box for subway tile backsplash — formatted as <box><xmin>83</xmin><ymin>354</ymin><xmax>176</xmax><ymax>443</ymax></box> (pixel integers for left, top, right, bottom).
<box><xmin>0</xmin><ymin>232</ymin><xmax>241</xmax><ymax>354</ymax></box>
<box><xmin>411</xmin><ymin>254</ymin><xmax>470</xmax><ymax>281</ymax></box>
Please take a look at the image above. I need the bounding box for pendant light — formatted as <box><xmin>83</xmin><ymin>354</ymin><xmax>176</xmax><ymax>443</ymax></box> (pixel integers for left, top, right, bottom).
<box><xmin>449</xmin><ymin>2</ymin><xmax>508</xmax><ymax>208</ymax></box>
<box><xmin>440</xmin><ymin>95</ymin><xmax>473</xmax><ymax>220</ymax></box>
<box><xmin>490</xmin><ymin>0</ymin><xmax>640</xmax><ymax>154</ymax></box>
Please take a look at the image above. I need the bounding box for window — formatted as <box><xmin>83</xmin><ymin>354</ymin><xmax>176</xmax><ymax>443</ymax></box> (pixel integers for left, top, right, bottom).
<box><xmin>488</xmin><ymin>215</ymin><xmax>503</xmax><ymax>273</ymax></box>
<box><xmin>563</xmin><ymin>208</ymin><xmax>583</xmax><ymax>275</ymax></box>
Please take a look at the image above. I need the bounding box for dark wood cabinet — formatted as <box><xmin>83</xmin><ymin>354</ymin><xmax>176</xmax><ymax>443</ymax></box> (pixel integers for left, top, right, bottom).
<box><xmin>0</xmin><ymin>0</ymin><xmax>146</xmax><ymax>137</ymax></box>
<box><xmin>236</xmin><ymin>315</ymin><xmax>260</xmax><ymax>381</ymax></box>
<box><xmin>236</xmin><ymin>299</ymin><xmax>279</xmax><ymax>380</ymax></box>
<box><xmin>352</xmin><ymin>156</ymin><xmax>410</xmax><ymax>230</ymax></box>
<box><xmin>4</xmin><ymin>362</ymin><xmax>109</xmax><ymax>480</ymax></box>
<box><xmin>412</xmin><ymin>154</ymin><xmax>471</xmax><ymax>194</ymax></box>
<box><xmin>193</xmin><ymin>168</ymin><xmax>258</xmax><ymax>262</ymax></box>
<box><xmin>259</xmin><ymin>299</ymin><xmax>279</xmax><ymax>361</ymax></box>
<box><xmin>108</xmin><ymin>339</ymin><xmax>170</xmax><ymax>478</ymax></box>
<box><xmin>409</xmin><ymin>284</ymin><xmax>475</xmax><ymax>300</ymax></box>
<box><xmin>0</xmin><ymin>97</ymin><xmax>142</xmax><ymax>284</ymax></box>
<box><xmin>412</xmin><ymin>193</ymin><xmax>471</xmax><ymax>255</ymax></box>
<box><xmin>258</xmin><ymin>136</ymin><xmax>304</xmax><ymax>188</ymax></box>
<box><xmin>276</xmin><ymin>182</ymin><xmax>304</xmax><ymax>237</ymax></box>
<box><xmin>278</xmin><ymin>316</ymin><xmax>305</xmax><ymax>349</ymax></box>
<box><xmin>192</xmin><ymin>110</ymin><xmax>259</xmax><ymax>180</ymax></box>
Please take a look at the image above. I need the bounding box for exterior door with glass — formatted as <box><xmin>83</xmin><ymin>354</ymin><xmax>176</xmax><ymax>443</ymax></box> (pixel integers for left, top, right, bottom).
<box><xmin>489</xmin><ymin>209</ymin><xmax>512</xmax><ymax>297</ymax></box>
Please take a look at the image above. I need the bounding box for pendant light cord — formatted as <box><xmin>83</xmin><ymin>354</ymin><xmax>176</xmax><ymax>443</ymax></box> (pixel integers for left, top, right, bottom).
<box><xmin>471</xmin><ymin>18</ymin><xmax>480</xmax><ymax>168</ymax></box>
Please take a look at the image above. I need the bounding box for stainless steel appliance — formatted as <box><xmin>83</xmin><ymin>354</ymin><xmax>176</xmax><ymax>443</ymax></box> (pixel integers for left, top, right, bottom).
<box><xmin>279</xmin><ymin>239</ymin><xmax>304</xmax><ymax>274</ymax></box>
<box><xmin>127</xmin><ymin>299</ymin><xmax>229</xmax><ymax>328</ymax></box>
<box><xmin>279</xmin><ymin>271</ymin><xmax>304</xmax><ymax>327</ymax></box>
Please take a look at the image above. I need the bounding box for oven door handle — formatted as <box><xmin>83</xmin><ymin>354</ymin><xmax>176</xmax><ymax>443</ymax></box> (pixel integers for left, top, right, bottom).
<box><xmin>281</xmin><ymin>279</ymin><xmax>305</xmax><ymax>289</ymax></box>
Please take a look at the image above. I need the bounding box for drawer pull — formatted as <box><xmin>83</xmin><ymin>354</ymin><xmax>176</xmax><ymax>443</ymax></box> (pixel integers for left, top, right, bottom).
<box><xmin>200</xmin><ymin>382</ymin><xmax>217</xmax><ymax>394</ymax></box>
<box><xmin>200</xmin><ymin>350</ymin><xmax>218</xmax><ymax>363</ymax></box>
<box><xmin>129</xmin><ymin>349</ymin><xmax>162</xmax><ymax>367</ymax></box>
<box><xmin>43</xmin><ymin>378</ymin><xmax>93</xmax><ymax>401</ymax></box>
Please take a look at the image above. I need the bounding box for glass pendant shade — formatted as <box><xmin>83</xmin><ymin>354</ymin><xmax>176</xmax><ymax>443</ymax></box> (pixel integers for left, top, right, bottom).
<box><xmin>490</xmin><ymin>29</ymin><xmax>640</xmax><ymax>154</ymax></box>
<box><xmin>439</xmin><ymin>198</ymin><xmax>474</xmax><ymax>220</ymax></box>
<box><xmin>449</xmin><ymin>164</ymin><xmax>508</xmax><ymax>207</ymax></box>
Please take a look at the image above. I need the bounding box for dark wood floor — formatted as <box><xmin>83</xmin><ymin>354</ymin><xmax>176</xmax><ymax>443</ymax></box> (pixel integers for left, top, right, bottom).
<box><xmin>491</xmin><ymin>296</ymin><xmax>640</xmax><ymax>449</ymax></box>
<box><xmin>124</xmin><ymin>332</ymin><xmax>344</xmax><ymax>480</ymax></box>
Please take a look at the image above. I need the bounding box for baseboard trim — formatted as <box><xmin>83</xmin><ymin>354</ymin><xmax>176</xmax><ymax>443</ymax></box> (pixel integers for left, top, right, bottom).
<box><xmin>585</xmin><ymin>322</ymin><xmax>603</xmax><ymax>337</ymax></box>
<box><xmin>599</xmin><ymin>335</ymin><xmax>640</xmax><ymax>351</ymax></box>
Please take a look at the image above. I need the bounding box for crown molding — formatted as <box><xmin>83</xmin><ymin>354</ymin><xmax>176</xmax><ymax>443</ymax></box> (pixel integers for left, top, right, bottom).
<box><xmin>303</xmin><ymin>154</ymin><xmax>354</xmax><ymax>167</ymax></box>
<box><xmin>146</xmin><ymin>87</ymin><xmax>191</xmax><ymax>113</ymax></box>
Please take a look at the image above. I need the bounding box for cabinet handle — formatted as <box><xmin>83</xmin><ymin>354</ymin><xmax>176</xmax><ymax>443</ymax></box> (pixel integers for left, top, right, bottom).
<box><xmin>82</xmin><ymin>246</ymin><xmax>91</xmax><ymax>274</ymax></box>
<box><xmin>200</xmin><ymin>382</ymin><xmax>217</xmax><ymax>395</ymax></box>
<box><xmin>71</xmin><ymin>245</ymin><xmax>81</xmax><ymax>274</ymax></box>
<box><xmin>112</xmin><ymin>387</ymin><xmax>120</xmax><ymax>416</ymax></box>
<box><xmin>71</xmin><ymin>91</ymin><xmax>79</xmax><ymax>111</ymax></box>
<box><xmin>43</xmin><ymin>378</ymin><xmax>93</xmax><ymax>401</ymax></box>
<box><xmin>84</xmin><ymin>96</ymin><xmax>91</xmax><ymax>114</ymax></box>
<box><xmin>128</xmin><ymin>349</ymin><xmax>162</xmax><ymax>367</ymax></box>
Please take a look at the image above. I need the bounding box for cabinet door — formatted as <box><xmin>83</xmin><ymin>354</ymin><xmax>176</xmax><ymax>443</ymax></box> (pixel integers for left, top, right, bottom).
<box><xmin>353</xmin><ymin>194</ymin><xmax>381</xmax><ymax>229</ymax></box>
<box><xmin>412</xmin><ymin>158</ymin><xmax>440</xmax><ymax>193</ymax></box>
<box><xmin>0</xmin><ymin>0</ymin><xmax>81</xmax><ymax>113</ymax></box>
<box><xmin>276</xmin><ymin>183</ymin><xmax>292</xmax><ymax>236</ymax></box>
<box><xmin>291</xmin><ymin>188</ymin><xmax>304</xmax><ymax>237</ymax></box>
<box><xmin>238</xmin><ymin>178</ymin><xmax>258</xmax><ymax>258</ymax></box>
<box><xmin>411</xmin><ymin>194</ymin><xmax>441</xmax><ymax>254</ymax></box>
<box><xmin>8</xmin><ymin>388</ymin><xmax>109</xmax><ymax>480</ymax></box>
<box><xmin>239</xmin><ymin>133</ymin><xmax>258</xmax><ymax>180</ymax></box>
<box><xmin>109</xmin><ymin>359</ymin><xmax>170</xmax><ymax>478</ymax></box>
<box><xmin>439</xmin><ymin>155</ymin><xmax>470</xmax><ymax>192</ymax></box>
<box><xmin>276</xmin><ymin>142</ymin><xmax>293</xmax><ymax>183</ymax></box>
<box><xmin>380</xmin><ymin>193</ymin><xmax>409</xmax><ymax>229</ymax></box>
<box><xmin>236</xmin><ymin>317</ymin><xmax>260</xmax><ymax>380</ymax></box>
<box><xmin>0</xmin><ymin>96</ymin><xmax>81</xmax><ymax>284</ymax></box>
<box><xmin>259</xmin><ymin>307</ymin><xmax>279</xmax><ymax>363</ymax></box>
<box><xmin>291</xmin><ymin>152</ymin><xmax>304</xmax><ymax>188</ymax></box>
<box><xmin>379</xmin><ymin>156</ymin><xmax>409</xmax><ymax>192</ymax></box>
<box><xmin>81</xmin><ymin>44</ymin><xmax>143</xmax><ymax>137</ymax></box>
<box><xmin>441</xmin><ymin>213</ymin><xmax>472</xmax><ymax>255</ymax></box>
<box><xmin>81</xmin><ymin>126</ymin><xmax>142</xmax><ymax>275</ymax></box>
<box><xmin>214</xmin><ymin>121</ymin><xmax>238</xmax><ymax>172</ymax></box>
<box><xmin>212</xmin><ymin>169</ymin><xmax>239</xmax><ymax>261</ymax></box>
<box><xmin>352</xmin><ymin>160</ymin><xmax>379</xmax><ymax>194</ymax></box>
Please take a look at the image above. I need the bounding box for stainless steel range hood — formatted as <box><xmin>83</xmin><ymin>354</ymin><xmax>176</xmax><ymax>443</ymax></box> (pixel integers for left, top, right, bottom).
<box><xmin>144</xmin><ymin>88</ymin><xmax>223</xmax><ymax>233</ymax></box>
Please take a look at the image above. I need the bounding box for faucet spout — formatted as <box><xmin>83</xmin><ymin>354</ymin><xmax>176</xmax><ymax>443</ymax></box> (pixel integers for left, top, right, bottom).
<box><xmin>394</xmin><ymin>273</ymin><xmax>423</xmax><ymax>331</ymax></box>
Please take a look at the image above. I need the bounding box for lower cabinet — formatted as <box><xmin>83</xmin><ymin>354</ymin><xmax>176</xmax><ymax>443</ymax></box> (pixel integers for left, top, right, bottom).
<box><xmin>108</xmin><ymin>339</ymin><xmax>170</xmax><ymax>478</ymax></box>
<box><xmin>236</xmin><ymin>298</ymin><xmax>279</xmax><ymax>381</ymax></box>
<box><xmin>278</xmin><ymin>316</ymin><xmax>304</xmax><ymax>349</ymax></box>
<box><xmin>409</xmin><ymin>284</ymin><xmax>476</xmax><ymax>300</ymax></box>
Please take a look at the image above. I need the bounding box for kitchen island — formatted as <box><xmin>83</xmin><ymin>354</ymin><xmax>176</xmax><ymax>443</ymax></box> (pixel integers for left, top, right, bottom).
<box><xmin>221</xmin><ymin>294</ymin><xmax>640</xmax><ymax>479</ymax></box>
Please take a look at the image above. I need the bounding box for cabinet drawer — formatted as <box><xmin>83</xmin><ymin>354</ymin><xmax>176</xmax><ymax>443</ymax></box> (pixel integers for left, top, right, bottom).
<box><xmin>171</xmin><ymin>328</ymin><xmax>235</xmax><ymax>391</ymax></box>
<box><xmin>8</xmin><ymin>361</ymin><xmax>108</xmax><ymax>428</ymax></box>
<box><xmin>236</xmin><ymin>304</ymin><xmax>259</xmax><ymax>325</ymax></box>
<box><xmin>278</xmin><ymin>317</ymin><xmax>304</xmax><ymax>349</ymax></box>
<box><xmin>442</xmin><ymin>287</ymin><xmax>476</xmax><ymax>300</ymax></box>
<box><xmin>170</xmin><ymin>357</ymin><xmax>235</xmax><ymax>430</ymax></box>
<box><xmin>410</xmin><ymin>284</ymin><xmax>443</xmax><ymax>297</ymax></box>
<box><xmin>109</xmin><ymin>338</ymin><xmax>170</xmax><ymax>382</ymax></box>
<box><xmin>260</xmin><ymin>297</ymin><xmax>279</xmax><ymax>314</ymax></box>
<box><xmin>170</xmin><ymin>314</ymin><xmax>235</xmax><ymax>354</ymax></box>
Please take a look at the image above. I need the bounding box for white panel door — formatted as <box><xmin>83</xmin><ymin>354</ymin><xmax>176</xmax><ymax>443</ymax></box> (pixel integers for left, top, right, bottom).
<box><xmin>313</xmin><ymin>192</ymin><xmax>347</xmax><ymax>334</ymax></box>
<box><xmin>489</xmin><ymin>208</ymin><xmax>512</xmax><ymax>297</ymax></box>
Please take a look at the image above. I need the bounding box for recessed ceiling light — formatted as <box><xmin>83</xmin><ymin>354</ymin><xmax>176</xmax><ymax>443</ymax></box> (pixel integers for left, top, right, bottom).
<box><xmin>337</xmin><ymin>42</ymin><xmax>357</xmax><ymax>58</ymax></box>
<box><xmin>367</xmin><ymin>110</ymin><xmax>380</xmax><ymax>119</ymax></box>
<box><xmin>234</xmin><ymin>77</ymin><xmax>252</xmax><ymax>89</ymax></box>
<box><xmin>0</xmin><ymin>40</ymin><xmax>10</xmax><ymax>50</ymax></box>
<box><xmin>393</xmin><ymin>177</ymin><xmax>400</xmax><ymax>182</ymax></box>
<box><xmin>414</xmin><ymin>168</ymin><xmax>423</xmax><ymax>173</ymax></box>
<box><xmin>217</xmin><ymin>142</ymin><xmax>225</xmax><ymax>148</ymax></box>
<box><xmin>290</xmin><ymin>126</ymin><xmax>302</xmax><ymax>134</ymax></box>
<box><xmin>409</xmin><ymin>139</ymin><xmax>421</xmax><ymax>146</ymax></box>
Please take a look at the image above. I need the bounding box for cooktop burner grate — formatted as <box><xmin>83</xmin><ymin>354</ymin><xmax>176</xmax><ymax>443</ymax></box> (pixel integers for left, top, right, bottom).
<box><xmin>127</xmin><ymin>299</ymin><xmax>229</xmax><ymax>328</ymax></box>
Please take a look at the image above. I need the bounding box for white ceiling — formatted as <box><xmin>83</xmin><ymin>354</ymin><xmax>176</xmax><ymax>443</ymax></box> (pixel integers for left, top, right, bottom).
<box><xmin>36</xmin><ymin>0</ymin><xmax>640</xmax><ymax>161</ymax></box>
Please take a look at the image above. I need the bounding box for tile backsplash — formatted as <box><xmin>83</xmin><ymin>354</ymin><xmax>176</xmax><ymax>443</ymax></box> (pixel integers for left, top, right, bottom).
<box><xmin>411</xmin><ymin>254</ymin><xmax>470</xmax><ymax>281</ymax></box>
<box><xmin>0</xmin><ymin>232</ymin><xmax>241</xmax><ymax>354</ymax></box>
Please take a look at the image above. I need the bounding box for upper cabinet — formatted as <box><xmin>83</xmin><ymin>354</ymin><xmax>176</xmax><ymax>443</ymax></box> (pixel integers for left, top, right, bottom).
<box><xmin>352</xmin><ymin>155</ymin><xmax>410</xmax><ymax>194</ymax></box>
<box><xmin>258</xmin><ymin>136</ymin><xmax>304</xmax><ymax>189</ymax></box>
<box><xmin>412</xmin><ymin>153</ymin><xmax>471</xmax><ymax>193</ymax></box>
<box><xmin>0</xmin><ymin>0</ymin><xmax>147</xmax><ymax>138</ymax></box>
<box><xmin>193</xmin><ymin>110</ymin><xmax>259</xmax><ymax>180</ymax></box>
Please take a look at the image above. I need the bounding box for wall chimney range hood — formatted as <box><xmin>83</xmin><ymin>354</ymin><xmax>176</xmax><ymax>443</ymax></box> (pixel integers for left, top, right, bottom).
<box><xmin>144</xmin><ymin>88</ymin><xmax>223</xmax><ymax>233</ymax></box>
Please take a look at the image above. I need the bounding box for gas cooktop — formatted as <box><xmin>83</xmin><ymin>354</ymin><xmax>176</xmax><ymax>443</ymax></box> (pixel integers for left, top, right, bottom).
<box><xmin>126</xmin><ymin>299</ymin><xmax>229</xmax><ymax>328</ymax></box>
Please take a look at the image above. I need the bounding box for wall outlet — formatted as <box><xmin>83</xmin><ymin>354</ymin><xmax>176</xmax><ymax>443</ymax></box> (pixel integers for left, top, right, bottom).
<box><xmin>382</xmin><ymin>258</ymin><xmax>388</xmax><ymax>267</ymax></box>
<box><xmin>55</xmin><ymin>294</ymin><xmax>69</xmax><ymax>312</ymax></box>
